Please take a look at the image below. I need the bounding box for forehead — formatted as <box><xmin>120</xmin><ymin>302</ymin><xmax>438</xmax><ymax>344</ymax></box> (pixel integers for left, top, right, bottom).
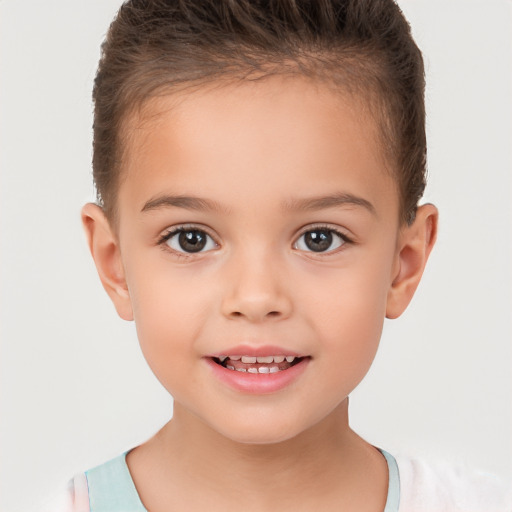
<box><xmin>118</xmin><ymin>76</ymin><xmax>398</xmax><ymax>220</ymax></box>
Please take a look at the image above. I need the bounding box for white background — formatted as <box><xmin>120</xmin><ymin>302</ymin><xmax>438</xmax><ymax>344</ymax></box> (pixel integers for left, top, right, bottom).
<box><xmin>0</xmin><ymin>1</ymin><xmax>511</xmax><ymax>510</ymax></box>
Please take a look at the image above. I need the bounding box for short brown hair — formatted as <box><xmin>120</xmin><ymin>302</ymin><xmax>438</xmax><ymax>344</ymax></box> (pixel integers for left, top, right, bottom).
<box><xmin>93</xmin><ymin>0</ymin><xmax>426</xmax><ymax>224</ymax></box>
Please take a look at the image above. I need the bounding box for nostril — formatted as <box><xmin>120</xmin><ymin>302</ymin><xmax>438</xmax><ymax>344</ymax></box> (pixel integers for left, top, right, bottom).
<box><xmin>228</xmin><ymin>310</ymin><xmax>281</xmax><ymax>320</ymax></box>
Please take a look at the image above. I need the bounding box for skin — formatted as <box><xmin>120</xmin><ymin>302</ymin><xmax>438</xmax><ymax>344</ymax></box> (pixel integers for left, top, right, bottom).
<box><xmin>82</xmin><ymin>76</ymin><xmax>437</xmax><ymax>511</ymax></box>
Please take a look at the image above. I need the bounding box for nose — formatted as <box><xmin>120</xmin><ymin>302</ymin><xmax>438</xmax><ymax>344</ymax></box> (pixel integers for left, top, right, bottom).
<box><xmin>220</xmin><ymin>248</ymin><xmax>293</xmax><ymax>323</ymax></box>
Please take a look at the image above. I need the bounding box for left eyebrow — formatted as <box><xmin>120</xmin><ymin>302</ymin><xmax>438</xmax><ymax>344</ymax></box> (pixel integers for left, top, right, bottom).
<box><xmin>282</xmin><ymin>192</ymin><xmax>376</xmax><ymax>215</ymax></box>
<box><xmin>141</xmin><ymin>194</ymin><xmax>228</xmax><ymax>214</ymax></box>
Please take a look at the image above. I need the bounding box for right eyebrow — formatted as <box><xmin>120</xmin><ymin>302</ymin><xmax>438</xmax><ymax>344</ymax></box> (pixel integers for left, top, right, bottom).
<box><xmin>141</xmin><ymin>194</ymin><xmax>228</xmax><ymax>214</ymax></box>
<box><xmin>282</xmin><ymin>192</ymin><xmax>376</xmax><ymax>216</ymax></box>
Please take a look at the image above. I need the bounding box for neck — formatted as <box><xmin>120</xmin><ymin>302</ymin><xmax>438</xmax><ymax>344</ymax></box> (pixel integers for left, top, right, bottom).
<box><xmin>169</xmin><ymin>398</ymin><xmax>353</xmax><ymax>479</ymax></box>
<box><xmin>127</xmin><ymin>399</ymin><xmax>388</xmax><ymax>511</ymax></box>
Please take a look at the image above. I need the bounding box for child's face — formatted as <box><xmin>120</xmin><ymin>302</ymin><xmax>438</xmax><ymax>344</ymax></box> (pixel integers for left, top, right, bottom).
<box><xmin>87</xmin><ymin>77</ymin><xmax>426</xmax><ymax>444</ymax></box>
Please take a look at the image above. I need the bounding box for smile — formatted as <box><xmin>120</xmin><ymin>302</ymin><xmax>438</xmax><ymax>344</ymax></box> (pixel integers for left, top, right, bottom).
<box><xmin>213</xmin><ymin>355</ymin><xmax>303</xmax><ymax>374</ymax></box>
<box><xmin>207</xmin><ymin>352</ymin><xmax>310</xmax><ymax>393</ymax></box>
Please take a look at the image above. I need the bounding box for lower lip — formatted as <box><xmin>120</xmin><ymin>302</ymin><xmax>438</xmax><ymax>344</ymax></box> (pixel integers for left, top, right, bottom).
<box><xmin>205</xmin><ymin>358</ymin><xmax>309</xmax><ymax>394</ymax></box>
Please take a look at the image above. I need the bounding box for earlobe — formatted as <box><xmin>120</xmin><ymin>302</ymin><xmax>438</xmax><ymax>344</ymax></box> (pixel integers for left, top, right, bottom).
<box><xmin>81</xmin><ymin>203</ymin><xmax>134</xmax><ymax>321</ymax></box>
<box><xmin>386</xmin><ymin>204</ymin><xmax>438</xmax><ymax>319</ymax></box>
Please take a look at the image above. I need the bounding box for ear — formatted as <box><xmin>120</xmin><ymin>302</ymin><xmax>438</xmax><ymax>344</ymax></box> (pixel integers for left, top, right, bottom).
<box><xmin>81</xmin><ymin>203</ymin><xmax>134</xmax><ymax>321</ymax></box>
<box><xmin>386</xmin><ymin>204</ymin><xmax>438</xmax><ymax>319</ymax></box>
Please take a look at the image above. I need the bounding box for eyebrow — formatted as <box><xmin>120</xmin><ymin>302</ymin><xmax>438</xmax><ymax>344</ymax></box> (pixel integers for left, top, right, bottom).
<box><xmin>141</xmin><ymin>194</ymin><xmax>228</xmax><ymax>213</ymax></box>
<box><xmin>282</xmin><ymin>192</ymin><xmax>376</xmax><ymax>215</ymax></box>
<box><xmin>141</xmin><ymin>192</ymin><xmax>375</xmax><ymax>216</ymax></box>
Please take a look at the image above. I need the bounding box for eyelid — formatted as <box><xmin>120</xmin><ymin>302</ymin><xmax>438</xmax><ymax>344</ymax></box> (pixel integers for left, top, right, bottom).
<box><xmin>295</xmin><ymin>223</ymin><xmax>353</xmax><ymax>240</ymax></box>
<box><xmin>158</xmin><ymin>223</ymin><xmax>217</xmax><ymax>240</ymax></box>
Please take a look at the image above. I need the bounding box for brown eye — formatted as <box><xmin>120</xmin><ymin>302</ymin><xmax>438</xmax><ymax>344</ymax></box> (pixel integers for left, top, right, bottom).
<box><xmin>295</xmin><ymin>229</ymin><xmax>346</xmax><ymax>253</ymax></box>
<box><xmin>166</xmin><ymin>229</ymin><xmax>216</xmax><ymax>253</ymax></box>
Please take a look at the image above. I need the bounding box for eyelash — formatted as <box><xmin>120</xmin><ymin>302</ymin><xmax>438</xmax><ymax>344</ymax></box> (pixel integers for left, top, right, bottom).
<box><xmin>157</xmin><ymin>225</ymin><xmax>218</xmax><ymax>259</ymax></box>
<box><xmin>157</xmin><ymin>224</ymin><xmax>353</xmax><ymax>257</ymax></box>
<box><xmin>294</xmin><ymin>224</ymin><xmax>353</xmax><ymax>255</ymax></box>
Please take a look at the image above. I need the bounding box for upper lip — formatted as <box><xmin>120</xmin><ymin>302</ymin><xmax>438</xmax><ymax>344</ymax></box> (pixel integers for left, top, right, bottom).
<box><xmin>207</xmin><ymin>344</ymin><xmax>306</xmax><ymax>358</ymax></box>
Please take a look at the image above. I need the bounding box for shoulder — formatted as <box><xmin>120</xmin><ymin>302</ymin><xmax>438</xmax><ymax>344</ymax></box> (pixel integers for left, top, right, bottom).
<box><xmin>39</xmin><ymin>473</ymin><xmax>90</xmax><ymax>512</ymax></box>
<box><xmin>39</xmin><ymin>452</ymin><xmax>145</xmax><ymax>512</ymax></box>
<box><xmin>395</xmin><ymin>454</ymin><xmax>512</xmax><ymax>512</ymax></box>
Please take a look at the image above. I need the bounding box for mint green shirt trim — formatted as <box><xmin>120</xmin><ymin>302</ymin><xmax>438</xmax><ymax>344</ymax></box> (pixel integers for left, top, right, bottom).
<box><xmin>380</xmin><ymin>449</ymin><xmax>400</xmax><ymax>512</ymax></box>
<box><xmin>85</xmin><ymin>448</ymin><xmax>400</xmax><ymax>512</ymax></box>
<box><xmin>85</xmin><ymin>452</ymin><xmax>146</xmax><ymax>512</ymax></box>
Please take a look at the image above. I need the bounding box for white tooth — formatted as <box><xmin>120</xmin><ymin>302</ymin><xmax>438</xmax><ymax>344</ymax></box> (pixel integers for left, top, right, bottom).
<box><xmin>258</xmin><ymin>366</ymin><xmax>270</xmax><ymax>373</ymax></box>
<box><xmin>229</xmin><ymin>355</ymin><xmax>241</xmax><ymax>361</ymax></box>
<box><xmin>269</xmin><ymin>366</ymin><xmax>279</xmax><ymax>373</ymax></box>
<box><xmin>218</xmin><ymin>356</ymin><xmax>228</xmax><ymax>362</ymax></box>
<box><xmin>247</xmin><ymin>367</ymin><xmax>258</xmax><ymax>373</ymax></box>
<box><xmin>226</xmin><ymin>365</ymin><xmax>235</xmax><ymax>370</ymax></box>
<box><xmin>285</xmin><ymin>356</ymin><xmax>295</xmax><ymax>362</ymax></box>
<box><xmin>236</xmin><ymin>367</ymin><xmax>247</xmax><ymax>372</ymax></box>
<box><xmin>273</xmin><ymin>356</ymin><xmax>285</xmax><ymax>363</ymax></box>
<box><xmin>241</xmin><ymin>356</ymin><xmax>257</xmax><ymax>363</ymax></box>
<box><xmin>257</xmin><ymin>356</ymin><xmax>273</xmax><ymax>363</ymax></box>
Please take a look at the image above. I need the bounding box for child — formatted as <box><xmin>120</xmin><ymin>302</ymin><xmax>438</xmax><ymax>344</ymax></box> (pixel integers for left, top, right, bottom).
<box><xmin>44</xmin><ymin>0</ymin><xmax>511</xmax><ymax>510</ymax></box>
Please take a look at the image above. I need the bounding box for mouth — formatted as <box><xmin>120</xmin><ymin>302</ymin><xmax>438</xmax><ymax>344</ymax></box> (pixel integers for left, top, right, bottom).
<box><xmin>212</xmin><ymin>355</ymin><xmax>305</xmax><ymax>374</ymax></box>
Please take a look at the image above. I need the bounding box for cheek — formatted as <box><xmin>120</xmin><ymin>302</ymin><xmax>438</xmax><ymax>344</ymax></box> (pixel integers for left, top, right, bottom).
<box><xmin>310</xmin><ymin>254</ymin><xmax>391</xmax><ymax>328</ymax></box>
<box><xmin>308</xmin><ymin>255</ymin><xmax>393</xmax><ymax>371</ymax></box>
<box><xmin>311</xmin><ymin>294</ymin><xmax>385</xmax><ymax>402</ymax></box>
<box><xmin>126</xmin><ymin>262</ymin><xmax>216</xmax><ymax>379</ymax></box>
<box><xmin>318</xmin><ymin>292</ymin><xmax>384</xmax><ymax>367</ymax></box>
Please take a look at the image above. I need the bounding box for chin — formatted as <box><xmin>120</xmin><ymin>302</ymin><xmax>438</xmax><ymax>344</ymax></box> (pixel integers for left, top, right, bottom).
<box><xmin>225</xmin><ymin>430</ymin><xmax>297</xmax><ymax>445</ymax></box>
<box><xmin>209</xmin><ymin>414</ymin><xmax>314</xmax><ymax>446</ymax></box>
